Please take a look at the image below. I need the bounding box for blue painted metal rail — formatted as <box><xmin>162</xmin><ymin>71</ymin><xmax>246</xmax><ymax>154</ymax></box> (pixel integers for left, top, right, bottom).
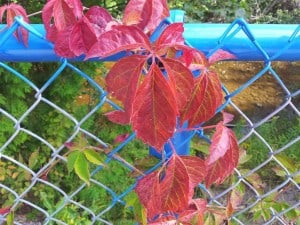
<box><xmin>0</xmin><ymin>12</ymin><xmax>300</xmax><ymax>62</ymax></box>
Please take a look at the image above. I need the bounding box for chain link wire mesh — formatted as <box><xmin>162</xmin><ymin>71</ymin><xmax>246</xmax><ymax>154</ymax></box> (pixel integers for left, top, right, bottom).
<box><xmin>0</xmin><ymin>16</ymin><xmax>299</xmax><ymax>225</ymax></box>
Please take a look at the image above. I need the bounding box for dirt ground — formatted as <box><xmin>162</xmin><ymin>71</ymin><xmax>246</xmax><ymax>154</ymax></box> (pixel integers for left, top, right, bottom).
<box><xmin>212</xmin><ymin>61</ymin><xmax>300</xmax><ymax>121</ymax></box>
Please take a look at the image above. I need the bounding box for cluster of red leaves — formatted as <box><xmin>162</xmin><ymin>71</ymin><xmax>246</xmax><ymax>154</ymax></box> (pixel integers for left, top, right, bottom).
<box><xmin>101</xmin><ymin>22</ymin><xmax>235</xmax><ymax>150</ymax></box>
<box><xmin>135</xmin><ymin>112</ymin><xmax>239</xmax><ymax>224</ymax></box>
<box><xmin>41</xmin><ymin>0</ymin><xmax>236</xmax><ymax>152</ymax></box>
<box><xmin>136</xmin><ymin>153</ymin><xmax>207</xmax><ymax>224</ymax></box>
<box><xmin>0</xmin><ymin>3</ymin><xmax>29</xmax><ymax>46</ymax></box>
<box><xmin>41</xmin><ymin>0</ymin><xmax>169</xmax><ymax>58</ymax></box>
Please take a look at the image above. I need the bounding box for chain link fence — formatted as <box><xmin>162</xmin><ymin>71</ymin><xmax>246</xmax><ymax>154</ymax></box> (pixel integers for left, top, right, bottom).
<box><xmin>0</xmin><ymin>14</ymin><xmax>299</xmax><ymax>225</ymax></box>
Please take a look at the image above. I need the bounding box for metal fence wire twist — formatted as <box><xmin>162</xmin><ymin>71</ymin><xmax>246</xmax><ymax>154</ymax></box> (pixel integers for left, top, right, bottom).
<box><xmin>0</xmin><ymin>13</ymin><xmax>299</xmax><ymax>225</ymax></box>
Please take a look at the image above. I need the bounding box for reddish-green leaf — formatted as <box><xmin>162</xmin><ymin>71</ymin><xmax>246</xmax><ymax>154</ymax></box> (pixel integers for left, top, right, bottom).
<box><xmin>131</xmin><ymin>64</ymin><xmax>177</xmax><ymax>150</ymax></box>
<box><xmin>122</xmin><ymin>0</ymin><xmax>169</xmax><ymax>34</ymax></box>
<box><xmin>178</xmin><ymin>199</ymin><xmax>207</xmax><ymax>225</ymax></box>
<box><xmin>191</xmin><ymin>198</ymin><xmax>207</xmax><ymax>215</ymax></box>
<box><xmin>0</xmin><ymin>3</ymin><xmax>29</xmax><ymax>46</ymax></box>
<box><xmin>205</xmin><ymin>123</ymin><xmax>239</xmax><ymax>187</ymax></box>
<box><xmin>162</xmin><ymin>58</ymin><xmax>194</xmax><ymax>111</ymax></box>
<box><xmin>135</xmin><ymin>171</ymin><xmax>162</xmax><ymax>219</ymax></box>
<box><xmin>208</xmin><ymin>49</ymin><xmax>236</xmax><ymax>66</ymax></box>
<box><xmin>125</xmin><ymin>192</ymin><xmax>147</xmax><ymax>225</ymax></box>
<box><xmin>227</xmin><ymin>186</ymin><xmax>244</xmax><ymax>217</ymax></box>
<box><xmin>105</xmin><ymin>55</ymin><xmax>147</xmax><ymax>124</ymax></box>
<box><xmin>69</xmin><ymin>17</ymin><xmax>97</xmax><ymax>56</ymax></box>
<box><xmin>86</xmin><ymin>25</ymin><xmax>151</xmax><ymax>59</ymax></box>
<box><xmin>181</xmin><ymin>48</ymin><xmax>209</xmax><ymax>71</ymax></box>
<box><xmin>180</xmin><ymin>70</ymin><xmax>223</xmax><ymax>128</ymax></box>
<box><xmin>0</xmin><ymin>207</ymin><xmax>11</xmax><ymax>215</ymax></box>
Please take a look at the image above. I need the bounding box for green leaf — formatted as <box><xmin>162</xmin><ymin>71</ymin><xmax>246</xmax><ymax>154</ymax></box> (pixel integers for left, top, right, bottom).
<box><xmin>83</xmin><ymin>149</ymin><xmax>105</xmax><ymax>166</ymax></box>
<box><xmin>276</xmin><ymin>155</ymin><xmax>298</xmax><ymax>173</ymax></box>
<box><xmin>294</xmin><ymin>174</ymin><xmax>300</xmax><ymax>183</ymax></box>
<box><xmin>28</xmin><ymin>150</ymin><xmax>39</xmax><ymax>168</ymax></box>
<box><xmin>40</xmin><ymin>192</ymin><xmax>54</xmax><ymax>211</ymax></box>
<box><xmin>125</xmin><ymin>192</ymin><xmax>147</xmax><ymax>225</ymax></box>
<box><xmin>6</xmin><ymin>211</ymin><xmax>14</xmax><ymax>225</ymax></box>
<box><xmin>67</xmin><ymin>150</ymin><xmax>80</xmax><ymax>173</ymax></box>
<box><xmin>74</xmin><ymin>152</ymin><xmax>90</xmax><ymax>185</ymax></box>
<box><xmin>238</xmin><ymin>148</ymin><xmax>252</xmax><ymax>165</ymax></box>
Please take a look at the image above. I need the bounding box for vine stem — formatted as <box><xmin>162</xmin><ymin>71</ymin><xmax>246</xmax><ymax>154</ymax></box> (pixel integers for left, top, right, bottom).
<box><xmin>167</xmin><ymin>139</ymin><xmax>177</xmax><ymax>154</ymax></box>
<box><xmin>89</xmin><ymin>146</ymin><xmax>145</xmax><ymax>176</ymax></box>
<box><xmin>28</xmin><ymin>10</ymin><xmax>42</xmax><ymax>17</ymax></box>
<box><xmin>177</xmin><ymin>124</ymin><xmax>218</xmax><ymax>132</ymax></box>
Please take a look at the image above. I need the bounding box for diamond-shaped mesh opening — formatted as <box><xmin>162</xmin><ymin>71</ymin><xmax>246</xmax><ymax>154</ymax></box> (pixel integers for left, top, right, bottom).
<box><xmin>0</xmin><ymin>157</ymin><xmax>33</xmax><ymax>195</ymax></box>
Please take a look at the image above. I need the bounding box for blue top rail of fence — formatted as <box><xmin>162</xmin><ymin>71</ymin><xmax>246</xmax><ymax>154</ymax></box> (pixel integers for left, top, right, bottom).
<box><xmin>0</xmin><ymin>10</ymin><xmax>300</xmax><ymax>62</ymax></box>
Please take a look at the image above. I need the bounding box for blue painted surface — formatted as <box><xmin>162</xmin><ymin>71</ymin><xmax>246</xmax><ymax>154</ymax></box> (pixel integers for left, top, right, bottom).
<box><xmin>0</xmin><ymin>12</ymin><xmax>299</xmax><ymax>62</ymax></box>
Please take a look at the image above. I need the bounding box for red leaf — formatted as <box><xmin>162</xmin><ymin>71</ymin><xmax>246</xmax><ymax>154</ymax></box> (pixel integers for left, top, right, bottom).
<box><xmin>114</xmin><ymin>133</ymin><xmax>130</xmax><ymax>144</ymax></box>
<box><xmin>42</xmin><ymin>0</ymin><xmax>83</xmax><ymax>41</ymax></box>
<box><xmin>135</xmin><ymin>171</ymin><xmax>162</xmax><ymax>219</ymax></box>
<box><xmin>85</xmin><ymin>6</ymin><xmax>113</xmax><ymax>37</ymax></box>
<box><xmin>208</xmin><ymin>49</ymin><xmax>236</xmax><ymax>65</ymax></box>
<box><xmin>155</xmin><ymin>23</ymin><xmax>185</xmax><ymax>53</ymax></box>
<box><xmin>159</xmin><ymin>154</ymin><xmax>190</xmax><ymax>212</ymax></box>
<box><xmin>105</xmin><ymin>110</ymin><xmax>131</xmax><ymax>125</ymax></box>
<box><xmin>135</xmin><ymin>154</ymin><xmax>206</xmax><ymax>219</ymax></box>
<box><xmin>0</xmin><ymin>207</ymin><xmax>11</xmax><ymax>215</ymax></box>
<box><xmin>69</xmin><ymin>17</ymin><xmax>97</xmax><ymax>56</ymax></box>
<box><xmin>148</xmin><ymin>199</ymin><xmax>207</xmax><ymax>225</ymax></box>
<box><xmin>131</xmin><ymin>64</ymin><xmax>177</xmax><ymax>150</ymax></box>
<box><xmin>181</xmin><ymin>48</ymin><xmax>209</xmax><ymax>71</ymax></box>
<box><xmin>162</xmin><ymin>58</ymin><xmax>194</xmax><ymax>111</ymax></box>
<box><xmin>180</xmin><ymin>70</ymin><xmax>223</xmax><ymax>128</ymax></box>
<box><xmin>65</xmin><ymin>0</ymin><xmax>83</xmax><ymax>19</ymax></box>
<box><xmin>182</xmin><ymin>199</ymin><xmax>207</xmax><ymax>225</ymax></box>
<box><xmin>105</xmin><ymin>55</ymin><xmax>147</xmax><ymax>124</ymax></box>
<box><xmin>135</xmin><ymin>154</ymin><xmax>190</xmax><ymax>218</ymax></box>
<box><xmin>180</xmin><ymin>156</ymin><xmax>207</xmax><ymax>199</ymax></box>
<box><xmin>86</xmin><ymin>25</ymin><xmax>151</xmax><ymax>59</ymax></box>
<box><xmin>122</xmin><ymin>0</ymin><xmax>169</xmax><ymax>34</ymax></box>
<box><xmin>222</xmin><ymin>111</ymin><xmax>234</xmax><ymax>125</ymax></box>
<box><xmin>205</xmin><ymin>123</ymin><xmax>239</xmax><ymax>187</ymax></box>
<box><xmin>0</xmin><ymin>3</ymin><xmax>29</xmax><ymax>46</ymax></box>
<box><xmin>53</xmin><ymin>26</ymin><xmax>76</xmax><ymax>58</ymax></box>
